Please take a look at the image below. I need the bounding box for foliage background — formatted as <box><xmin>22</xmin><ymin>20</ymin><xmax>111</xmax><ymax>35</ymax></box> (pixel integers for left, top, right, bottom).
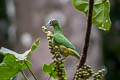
<box><xmin>102</xmin><ymin>0</ymin><xmax>120</xmax><ymax>80</ymax></box>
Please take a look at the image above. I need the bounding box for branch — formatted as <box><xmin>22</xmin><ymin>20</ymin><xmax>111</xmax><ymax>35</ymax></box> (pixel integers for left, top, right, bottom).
<box><xmin>21</xmin><ymin>70</ymin><xmax>29</xmax><ymax>80</ymax></box>
<box><xmin>24</xmin><ymin>61</ymin><xmax>38</xmax><ymax>80</ymax></box>
<box><xmin>78</xmin><ymin>0</ymin><xmax>94</xmax><ymax>69</ymax></box>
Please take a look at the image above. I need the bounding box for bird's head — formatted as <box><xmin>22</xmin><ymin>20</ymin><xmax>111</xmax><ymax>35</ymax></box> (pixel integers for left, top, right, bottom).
<box><xmin>46</xmin><ymin>19</ymin><xmax>59</xmax><ymax>27</ymax></box>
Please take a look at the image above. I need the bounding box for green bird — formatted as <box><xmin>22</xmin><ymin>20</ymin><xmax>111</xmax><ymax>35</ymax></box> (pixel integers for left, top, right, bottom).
<box><xmin>47</xmin><ymin>19</ymin><xmax>81</xmax><ymax>60</ymax></box>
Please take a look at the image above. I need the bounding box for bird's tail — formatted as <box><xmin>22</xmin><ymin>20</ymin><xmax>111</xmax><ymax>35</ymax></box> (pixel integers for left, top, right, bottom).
<box><xmin>73</xmin><ymin>50</ymin><xmax>81</xmax><ymax>60</ymax></box>
<box><xmin>68</xmin><ymin>48</ymin><xmax>81</xmax><ymax>60</ymax></box>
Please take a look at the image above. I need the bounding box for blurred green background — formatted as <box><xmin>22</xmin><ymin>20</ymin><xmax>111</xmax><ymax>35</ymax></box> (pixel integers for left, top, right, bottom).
<box><xmin>102</xmin><ymin>0</ymin><xmax>120</xmax><ymax>80</ymax></box>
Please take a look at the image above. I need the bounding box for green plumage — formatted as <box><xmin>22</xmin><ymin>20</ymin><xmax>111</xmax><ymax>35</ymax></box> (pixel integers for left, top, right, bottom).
<box><xmin>54</xmin><ymin>33</ymin><xmax>75</xmax><ymax>50</ymax></box>
<box><xmin>48</xmin><ymin>19</ymin><xmax>81</xmax><ymax>59</ymax></box>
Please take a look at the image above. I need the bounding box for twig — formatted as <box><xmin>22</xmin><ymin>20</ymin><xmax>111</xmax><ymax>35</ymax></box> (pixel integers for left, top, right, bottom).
<box><xmin>78</xmin><ymin>0</ymin><xmax>94</xmax><ymax>69</ymax></box>
<box><xmin>73</xmin><ymin>0</ymin><xmax>94</xmax><ymax>79</ymax></box>
<box><xmin>24</xmin><ymin>61</ymin><xmax>39</xmax><ymax>80</ymax></box>
<box><xmin>48</xmin><ymin>76</ymin><xmax>51</xmax><ymax>80</ymax></box>
<box><xmin>21</xmin><ymin>70</ymin><xmax>29</xmax><ymax>80</ymax></box>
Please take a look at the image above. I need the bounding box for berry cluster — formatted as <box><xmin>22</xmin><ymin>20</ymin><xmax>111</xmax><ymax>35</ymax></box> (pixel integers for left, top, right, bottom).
<box><xmin>93</xmin><ymin>69</ymin><xmax>105</xmax><ymax>80</ymax></box>
<box><xmin>42</xmin><ymin>26</ymin><xmax>61</xmax><ymax>59</ymax></box>
<box><xmin>54</xmin><ymin>59</ymin><xmax>66</xmax><ymax>80</ymax></box>
<box><xmin>74</xmin><ymin>64</ymin><xmax>94</xmax><ymax>80</ymax></box>
<box><xmin>42</xmin><ymin>26</ymin><xmax>66</xmax><ymax>80</ymax></box>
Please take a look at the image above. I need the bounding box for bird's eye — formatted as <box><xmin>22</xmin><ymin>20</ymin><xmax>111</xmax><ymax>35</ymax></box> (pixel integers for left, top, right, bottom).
<box><xmin>51</xmin><ymin>20</ymin><xmax>54</xmax><ymax>24</ymax></box>
<box><xmin>49</xmin><ymin>22</ymin><xmax>51</xmax><ymax>25</ymax></box>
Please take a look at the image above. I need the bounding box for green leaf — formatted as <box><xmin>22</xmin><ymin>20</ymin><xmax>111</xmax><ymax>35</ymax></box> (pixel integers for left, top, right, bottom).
<box><xmin>43</xmin><ymin>62</ymin><xmax>67</xmax><ymax>79</ymax></box>
<box><xmin>0</xmin><ymin>53</ymin><xmax>5</xmax><ymax>63</ymax></box>
<box><xmin>0</xmin><ymin>38</ymin><xmax>40</xmax><ymax>60</ymax></box>
<box><xmin>0</xmin><ymin>54</ymin><xmax>31</xmax><ymax>80</ymax></box>
<box><xmin>43</xmin><ymin>62</ymin><xmax>58</xmax><ymax>79</ymax></box>
<box><xmin>72</xmin><ymin>0</ymin><xmax>111</xmax><ymax>31</ymax></box>
<box><xmin>0</xmin><ymin>39</ymin><xmax>40</xmax><ymax>79</ymax></box>
<box><xmin>21</xmin><ymin>60</ymin><xmax>32</xmax><ymax>70</ymax></box>
<box><xmin>26</xmin><ymin>38</ymin><xmax>40</xmax><ymax>58</ymax></box>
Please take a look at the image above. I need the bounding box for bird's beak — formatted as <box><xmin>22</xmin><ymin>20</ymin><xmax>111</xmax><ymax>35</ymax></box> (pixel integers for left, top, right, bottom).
<box><xmin>46</xmin><ymin>23</ymin><xmax>50</xmax><ymax>27</ymax></box>
<box><xmin>46</xmin><ymin>19</ymin><xmax>51</xmax><ymax>27</ymax></box>
<box><xmin>46</xmin><ymin>21</ymin><xmax>53</xmax><ymax>28</ymax></box>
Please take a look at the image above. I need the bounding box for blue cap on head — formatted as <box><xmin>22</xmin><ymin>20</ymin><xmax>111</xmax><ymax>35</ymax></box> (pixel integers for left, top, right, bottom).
<box><xmin>46</xmin><ymin>19</ymin><xmax>57</xmax><ymax>27</ymax></box>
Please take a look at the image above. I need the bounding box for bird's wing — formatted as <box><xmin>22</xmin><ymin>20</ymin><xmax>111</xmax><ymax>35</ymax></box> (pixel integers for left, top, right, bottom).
<box><xmin>54</xmin><ymin>33</ymin><xmax>76</xmax><ymax>50</ymax></box>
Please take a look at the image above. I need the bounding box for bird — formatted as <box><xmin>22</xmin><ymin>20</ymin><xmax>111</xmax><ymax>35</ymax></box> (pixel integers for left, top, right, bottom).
<box><xmin>46</xmin><ymin>19</ymin><xmax>81</xmax><ymax>60</ymax></box>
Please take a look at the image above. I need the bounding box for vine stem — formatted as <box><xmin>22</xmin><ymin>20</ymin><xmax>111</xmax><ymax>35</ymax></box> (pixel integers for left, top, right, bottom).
<box><xmin>73</xmin><ymin>0</ymin><xmax>94</xmax><ymax>79</ymax></box>
<box><xmin>78</xmin><ymin>0</ymin><xmax>94</xmax><ymax>69</ymax></box>
<box><xmin>21</xmin><ymin>70</ymin><xmax>29</xmax><ymax>80</ymax></box>
<box><xmin>24</xmin><ymin>61</ymin><xmax>38</xmax><ymax>80</ymax></box>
